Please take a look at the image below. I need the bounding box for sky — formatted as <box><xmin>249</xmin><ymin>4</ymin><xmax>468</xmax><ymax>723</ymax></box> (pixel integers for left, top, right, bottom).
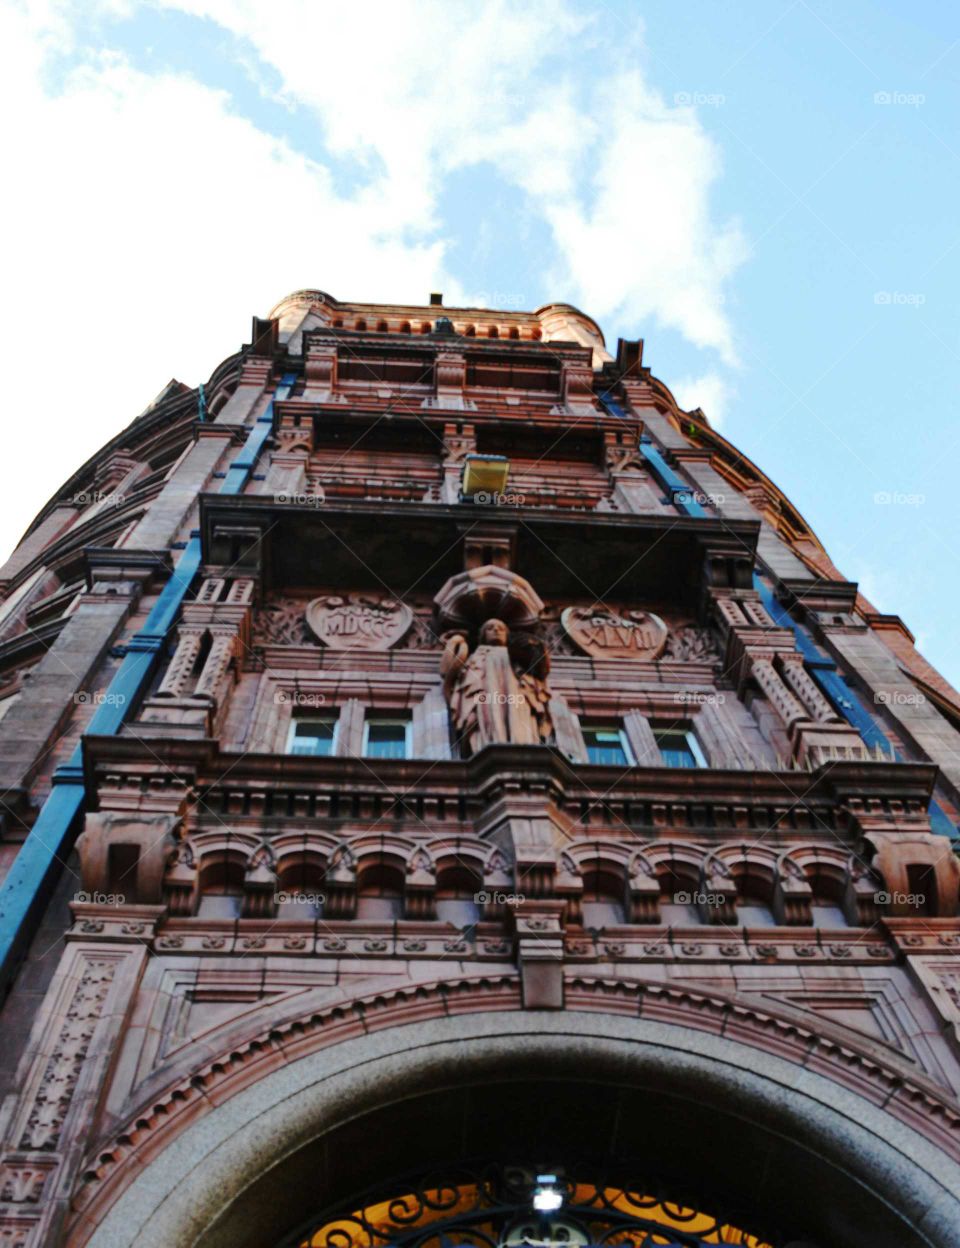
<box><xmin>1</xmin><ymin>0</ymin><xmax>959</xmax><ymax>685</ymax></box>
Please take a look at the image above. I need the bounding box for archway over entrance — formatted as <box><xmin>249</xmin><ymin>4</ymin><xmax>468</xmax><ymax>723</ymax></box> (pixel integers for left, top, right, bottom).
<box><xmin>74</xmin><ymin>1011</ymin><xmax>960</xmax><ymax>1248</ymax></box>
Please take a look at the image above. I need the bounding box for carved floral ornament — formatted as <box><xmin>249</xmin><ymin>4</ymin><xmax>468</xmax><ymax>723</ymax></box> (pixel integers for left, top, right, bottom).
<box><xmin>561</xmin><ymin>606</ymin><xmax>668</xmax><ymax>660</ymax></box>
<box><xmin>305</xmin><ymin>594</ymin><xmax>413</xmax><ymax>650</ymax></box>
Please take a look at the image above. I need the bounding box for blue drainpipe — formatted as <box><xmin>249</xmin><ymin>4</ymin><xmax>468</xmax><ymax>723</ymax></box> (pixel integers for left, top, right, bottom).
<box><xmin>599</xmin><ymin>393</ymin><xmax>709</xmax><ymax>517</ymax></box>
<box><xmin>0</xmin><ymin>371</ymin><xmax>297</xmax><ymax>996</ymax></box>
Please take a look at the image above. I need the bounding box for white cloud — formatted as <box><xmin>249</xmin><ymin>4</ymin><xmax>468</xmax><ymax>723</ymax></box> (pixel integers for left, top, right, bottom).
<box><xmin>151</xmin><ymin>2</ymin><xmax>745</xmax><ymax>358</ymax></box>
<box><xmin>0</xmin><ymin>4</ymin><xmax>445</xmax><ymax>555</ymax></box>
<box><xmin>0</xmin><ymin>0</ymin><xmax>745</xmax><ymax>559</ymax></box>
<box><xmin>671</xmin><ymin>372</ymin><xmax>734</xmax><ymax>429</ymax></box>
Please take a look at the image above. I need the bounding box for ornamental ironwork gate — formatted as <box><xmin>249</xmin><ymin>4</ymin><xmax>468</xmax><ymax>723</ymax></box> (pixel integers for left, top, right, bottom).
<box><xmin>280</xmin><ymin>1165</ymin><xmax>780</xmax><ymax>1248</ymax></box>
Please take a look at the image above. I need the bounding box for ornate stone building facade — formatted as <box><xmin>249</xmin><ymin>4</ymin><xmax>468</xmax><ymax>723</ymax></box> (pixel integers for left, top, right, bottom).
<box><xmin>0</xmin><ymin>290</ymin><xmax>959</xmax><ymax>1247</ymax></box>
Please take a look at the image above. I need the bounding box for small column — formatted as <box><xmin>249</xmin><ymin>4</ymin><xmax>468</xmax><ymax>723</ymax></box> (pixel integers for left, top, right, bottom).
<box><xmin>623</xmin><ymin>709</ymin><xmax>660</xmax><ymax>765</ymax></box>
<box><xmin>750</xmin><ymin>657</ymin><xmax>806</xmax><ymax>730</ymax></box>
<box><xmin>156</xmin><ymin>630</ymin><xmax>204</xmax><ymax>697</ymax></box>
<box><xmin>302</xmin><ymin>340</ymin><xmax>344</xmax><ymax>403</ymax></box>
<box><xmin>430</xmin><ymin>352</ymin><xmax>470</xmax><ymax>410</ymax></box>
<box><xmin>550</xmin><ymin>693</ymin><xmax>588</xmax><ymax>762</ymax></box>
<box><xmin>193</xmin><ymin>631</ymin><xmax>236</xmax><ymax>702</ymax></box>
<box><xmin>412</xmin><ymin>687</ymin><xmax>452</xmax><ymax>760</ymax></box>
<box><xmin>335</xmin><ymin>699</ymin><xmax>366</xmax><ymax>759</ymax></box>
<box><xmin>780</xmin><ymin>654</ymin><xmax>837</xmax><ymax>723</ymax></box>
<box><xmin>440</xmin><ymin>423</ymin><xmax>475</xmax><ymax>504</ymax></box>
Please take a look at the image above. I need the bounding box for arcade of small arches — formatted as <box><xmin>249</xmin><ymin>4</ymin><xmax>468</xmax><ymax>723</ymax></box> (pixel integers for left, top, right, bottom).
<box><xmin>153</xmin><ymin>831</ymin><xmax>883</xmax><ymax>927</ymax></box>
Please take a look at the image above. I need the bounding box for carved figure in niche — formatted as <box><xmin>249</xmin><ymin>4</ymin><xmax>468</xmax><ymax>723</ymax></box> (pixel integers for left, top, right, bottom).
<box><xmin>440</xmin><ymin>619</ymin><xmax>552</xmax><ymax>755</ymax></box>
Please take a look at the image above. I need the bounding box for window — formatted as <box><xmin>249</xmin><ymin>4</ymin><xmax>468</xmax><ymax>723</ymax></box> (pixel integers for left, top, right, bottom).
<box><xmin>582</xmin><ymin>725</ymin><xmax>632</xmax><ymax>766</ymax></box>
<box><xmin>364</xmin><ymin>716</ymin><xmax>411</xmax><ymax>759</ymax></box>
<box><xmin>654</xmin><ymin>727</ymin><xmax>706</xmax><ymax>768</ymax></box>
<box><xmin>287</xmin><ymin>717</ymin><xmax>337</xmax><ymax>756</ymax></box>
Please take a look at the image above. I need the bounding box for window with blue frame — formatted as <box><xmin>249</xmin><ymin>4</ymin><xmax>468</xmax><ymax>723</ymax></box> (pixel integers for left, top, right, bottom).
<box><xmin>654</xmin><ymin>727</ymin><xmax>706</xmax><ymax>769</ymax></box>
<box><xmin>364</xmin><ymin>716</ymin><xmax>411</xmax><ymax>760</ymax></box>
<box><xmin>582</xmin><ymin>725</ymin><xmax>632</xmax><ymax>766</ymax></box>
<box><xmin>287</xmin><ymin>717</ymin><xmax>337</xmax><ymax>757</ymax></box>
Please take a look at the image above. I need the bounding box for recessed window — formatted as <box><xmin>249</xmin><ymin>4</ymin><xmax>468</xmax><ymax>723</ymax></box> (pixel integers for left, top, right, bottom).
<box><xmin>287</xmin><ymin>717</ymin><xmax>338</xmax><ymax>756</ymax></box>
<box><xmin>364</xmin><ymin>716</ymin><xmax>411</xmax><ymax>760</ymax></box>
<box><xmin>582</xmin><ymin>725</ymin><xmax>632</xmax><ymax>766</ymax></box>
<box><xmin>654</xmin><ymin>727</ymin><xmax>706</xmax><ymax>768</ymax></box>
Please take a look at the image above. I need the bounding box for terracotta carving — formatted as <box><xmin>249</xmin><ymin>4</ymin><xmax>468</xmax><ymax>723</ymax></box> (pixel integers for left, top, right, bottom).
<box><xmin>562</xmin><ymin>606</ymin><xmax>668</xmax><ymax>660</ymax></box>
<box><xmin>440</xmin><ymin>619</ymin><xmax>552</xmax><ymax>754</ymax></box>
<box><xmin>306</xmin><ymin>593</ymin><xmax>412</xmax><ymax>650</ymax></box>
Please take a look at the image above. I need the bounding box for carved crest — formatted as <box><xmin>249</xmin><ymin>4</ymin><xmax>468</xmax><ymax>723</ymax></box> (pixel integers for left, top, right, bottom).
<box><xmin>306</xmin><ymin>594</ymin><xmax>412</xmax><ymax>650</ymax></box>
<box><xmin>561</xmin><ymin>606</ymin><xmax>668</xmax><ymax>660</ymax></box>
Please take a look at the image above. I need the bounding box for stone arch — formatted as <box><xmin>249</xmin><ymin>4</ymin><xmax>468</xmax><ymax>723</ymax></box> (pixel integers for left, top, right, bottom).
<box><xmin>68</xmin><ymin>983</ymin><xmax>960</xmax><ymax>1248</ymax></box>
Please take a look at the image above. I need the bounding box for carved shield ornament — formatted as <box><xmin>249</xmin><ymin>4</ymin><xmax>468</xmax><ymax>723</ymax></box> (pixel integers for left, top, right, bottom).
<box><xmin>306</xmin><ymin>594</ymin><xmax>412</xmax><ymax>650</ymax></box>
<box><xmin>561</xmin><ymin>606</ymin><xmax>668</xmax><ymax>660</ymax></box>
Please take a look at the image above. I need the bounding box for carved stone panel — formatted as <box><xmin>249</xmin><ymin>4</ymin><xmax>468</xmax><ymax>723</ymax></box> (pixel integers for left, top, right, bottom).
<box><xmin>305</xmin><ymin>594</ymin><xmax>413</xmax><ymax>650</ymax></box>
<box><xmin>561</xmin><ymin>606</ymin><xmax>668</xmax><ymax>660</ymax></box>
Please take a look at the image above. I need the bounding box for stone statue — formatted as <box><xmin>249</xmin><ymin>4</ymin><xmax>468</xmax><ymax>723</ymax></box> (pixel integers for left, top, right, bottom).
<box><xmin>440</xmin><ymin>618</ymin><xmax>552</xmax><ymax>755</ymax></box>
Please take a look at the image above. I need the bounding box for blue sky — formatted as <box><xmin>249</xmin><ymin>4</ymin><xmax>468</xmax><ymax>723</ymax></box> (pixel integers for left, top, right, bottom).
<box><xmin>2</xmin><ymin>1</ymin><xmax>959</xmax><ymax>686</ymax></box>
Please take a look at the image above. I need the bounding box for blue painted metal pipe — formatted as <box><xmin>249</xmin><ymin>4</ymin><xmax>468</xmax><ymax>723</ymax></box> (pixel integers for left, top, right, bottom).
<box><xmin>0</xmin><ymin>372</ymin><xmax>296</xmax><ymax>995</ymax></box>
<box><xmin>597</xmin><ymin>393</ymin><xmax>709</xmax><ymax>518</ymax></box>
<box><xmin>637</xmin><ymin>437</ymin><xmax>710</xmax><ymax>517</ymax></box>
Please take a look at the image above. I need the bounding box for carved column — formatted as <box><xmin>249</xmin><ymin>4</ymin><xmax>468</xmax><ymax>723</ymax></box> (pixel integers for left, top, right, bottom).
<box><xmin>431</xmin><ymin>352</ymin><xmax>473</xmax><ymax>411</ymax></box>
<box><xmin>137</xmin><ymin>577</ymin><xmax>255</xmax><ymax>737</ymax></box>
<box><xmin>751</xmin><ymin>658</ymin><xmax>806</xmax><ymax>729</ymax></box>
<box><xmin>155</xmin><ymin>629</ymin><xmax>204</xmax><ymax>697</ymax></box>
<box><xmin>780</xmin><ymin>653</ymin><xmax>837</xmax><ymax>723</ymax></box>
<box><xmin>602</xmin><ymin>432</ymin><xmax>662</xmax><ymax>514</ymax></box>
<box><xmin>709</xmin><ymin>587</ymin><xmax>866</xmax><ymax>767</ymax></box>
<box><xmin>302</xmin><ymin>340</ymin><xmax>343</xmax><ymax>402</ymax></box>
<box><xmin>264</xmin><ymin>410</ymin><xmax>314</xmax><ymax>499</ymax></box>
<box><xmin>193</xmin><ymin>630</ymin><xmax>236</xmax><ymax>701</ymax></box>
<box><xmin>440</xmin><ymin>423</ymin><xmax>475</xmax><ymax>504</ymax></box>
<box><xmin>555</xmin><ymin>359</ymin><xmax>596</xmax><ymax>415</ymax></box>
